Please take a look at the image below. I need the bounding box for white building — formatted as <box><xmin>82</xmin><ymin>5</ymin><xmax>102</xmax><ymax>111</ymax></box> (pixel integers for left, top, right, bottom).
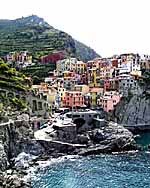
<box><xmin>117</xmin><ymin>54</ymin><xmax>141</xmax><ymax>75</ymax></box>
<box><xmin>56</xmin><ymin>58</ymin><xmax>77</xmax><ymax>76</ymax></box>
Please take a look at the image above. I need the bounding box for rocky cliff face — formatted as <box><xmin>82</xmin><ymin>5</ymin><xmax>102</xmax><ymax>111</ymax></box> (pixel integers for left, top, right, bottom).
<box><xmin>0</xmin><ymin>120</ymin><xmax>44</xmax><ymax>171</ymax></box>
<box><xmin>112</xmin><ymin>88</ymin><xmax>150</xmax><ymax>125</ymax></box>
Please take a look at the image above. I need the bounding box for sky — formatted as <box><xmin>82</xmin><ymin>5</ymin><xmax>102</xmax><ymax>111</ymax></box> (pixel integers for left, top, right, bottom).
<box><xmin>0</xmin><ymin>0</ymin><xmax>150</xmax><ymax>57</ymax></box>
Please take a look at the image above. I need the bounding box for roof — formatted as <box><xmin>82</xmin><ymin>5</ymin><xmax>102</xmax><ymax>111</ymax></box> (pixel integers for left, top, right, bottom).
<box><xmin>66</xmin><ymin>91</ymin><xmax>82</xmax><ymax>94</ymax></box>
<box><xmin>90</xmin><ymin>88</ymin><xmax>104</xmax><ymax>93</ymax></box>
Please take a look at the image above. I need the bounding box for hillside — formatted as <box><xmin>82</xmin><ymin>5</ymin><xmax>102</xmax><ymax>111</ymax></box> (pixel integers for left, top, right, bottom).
<box><xmin>75</xmin><ymin>40</ymin><xmax>100</xmax><ymax>62</ymax></box>
<box><xmin>0</xmin><ymin>59</ymin><xmax>29</xmax><ymax>112</ymax></box>
<box><xmin>0</xmin><ymin>15</ymin><xmax>100</xmax><ymax>61</ymax></box>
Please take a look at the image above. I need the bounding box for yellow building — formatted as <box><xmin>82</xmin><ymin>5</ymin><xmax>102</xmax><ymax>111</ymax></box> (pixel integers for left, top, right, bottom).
<box><xmin>75</xmin><ymin>61</ymin><xmax>86</xmax><ymax>74</ymax></box>
<box><xmin>57</xmin><ymin>87</ymin><xmax>66</xmax><ymax>107</ymax></box>
<box><xmin>88</xmin><ymin>68</ymin><xmax>96</xmax><ymax>87</ymax></box>
<box><xmin>90</xmin><ymin>88</ymin><xmax>104</xmax><ymax>107</ymax></box>
<box><xmin>74</xmin><ymin>85</ymin><xmax>89</xmax><ymax>94</ymax></box>
<box><xmin>47</xmin><ymin>87</ymin><xmax>57</xmax><ymax>108</ymax></box>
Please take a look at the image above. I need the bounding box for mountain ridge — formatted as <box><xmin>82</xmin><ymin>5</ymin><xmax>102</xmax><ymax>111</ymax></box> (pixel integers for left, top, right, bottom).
<box><xmin>0</xmin><ymin>15</ymin><xmax>100</xmax><ymax>61</ymax></box>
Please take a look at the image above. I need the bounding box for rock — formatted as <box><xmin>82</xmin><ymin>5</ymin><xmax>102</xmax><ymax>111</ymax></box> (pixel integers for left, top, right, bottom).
<box><xmin>89</xmin><ymin>129</ymin><xmax>106</xmax><ymax>143</ymax></box>
<box><xmin>79</xmin><ymin>144</ymin><xmax>113</xmax><ymax>156</ymax></box>
<box><xmin>0</xmin><ymin>172</ymin><xmax>31</xmax><ymax>188</ymax></box>
<box><xmin>78</xmin><ymin>122</ymin><xmax>136</xmax><ymax>155</ymax></box>
<box><xmin>112</xmin><ymin>91</ymin><xmax>150</xmax><ymax>126</ymax></box>
<box><xmin>77</xmin><ymin>134</ymin><xmax>90</xmax><ymax>144</ymax></box>
<box><xmin>17</xmin><ymin>114</ymin><xmax>30</xmax><ymax>121</ymax></box>
<box><xmin>15</xmin><ymin>152</ymin><xmax>37</xmax><ymax>169</ymax></box>
<box><xmin>0</xmin><ymin>143</ymin><xmax>9</xmax><ymax>171</ymax></box>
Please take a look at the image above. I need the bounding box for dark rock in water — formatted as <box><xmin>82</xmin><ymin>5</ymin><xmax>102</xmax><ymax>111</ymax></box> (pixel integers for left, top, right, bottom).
<box><xmin>89</xmin><ymin>129</ymin><xmax>106</xmax><ymax>143</ymax></box>
<box><xmin>78</xmin><ymin>122</ymin><xmax>137</xmax><ymax>156</ymax></box>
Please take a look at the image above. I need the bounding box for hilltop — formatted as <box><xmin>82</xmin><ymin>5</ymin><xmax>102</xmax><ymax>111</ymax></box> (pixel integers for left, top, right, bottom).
<box><xmin>0</xmin><ymin>15</ymin><xmax>100</xmax><ymax>61</ymax></box>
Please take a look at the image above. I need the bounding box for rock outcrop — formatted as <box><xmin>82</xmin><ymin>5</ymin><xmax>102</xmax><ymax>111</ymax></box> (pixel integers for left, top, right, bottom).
<box><xmin>112</xmin><ymin>91</ymin><xmax>150</xmax><ymax>126</ymax></box>
<box><xmin>78</xmin><ymin>122</ymin><xmax>136</xmax><ymax>156</ymax></box>
<box><xmin>0</xmin><ymin>120</ymin><xmax>44</xmax><ymax>171</ymax></box>
<box><xmin>0</xmin><ymin>116</ymin><xmax>138</xmax><ymax>187</ymax></box>
<box><xmin>0</xmin><ymin>119</ymin><xmax>44</xmax><ymax>188</ymax></box>
<box><xmin>35</xmin><ymin>120</ymin><xmax>137</xmax><ymax>156</ymax></box>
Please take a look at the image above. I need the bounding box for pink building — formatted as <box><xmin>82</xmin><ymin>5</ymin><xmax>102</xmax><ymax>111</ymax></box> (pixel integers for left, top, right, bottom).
<box><xmin>98</xmin><ymin>91</ymin><xmax>122</xmax><ymax>112</ymax></box>
<box><xmin>63</xmin><ymin>91</ymin><xmax>84</xmax><ymax>108</ymax></box>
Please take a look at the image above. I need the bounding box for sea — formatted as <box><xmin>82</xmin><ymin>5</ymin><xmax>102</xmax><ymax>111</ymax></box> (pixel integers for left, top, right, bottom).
<box><xmin>32</xmin><ymin>133</ymin><xmax>150</xmax><ymax>188</ymax></box>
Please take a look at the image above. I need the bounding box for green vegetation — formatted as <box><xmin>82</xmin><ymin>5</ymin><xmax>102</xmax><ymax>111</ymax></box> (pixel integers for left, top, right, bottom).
<box><xmin>0</xmin><ymin>59</ymin><xmax>27</xmax><ymax>91</ymax></box>
<box><xmin>9</xmin><ymin>97</ymin><xmax>26</xmax><ymax>110</ymax></box>
<box><xmin>0</xmin><ymin>59</ymin><xmax>28</xmax><ymax>111</ymax></box>
<box><xmin>0</xmin><ymin>15</ymin><xmax>100</xmax><ymax>61</ymax></box>
<box><xmin>21</xmin><ymin>63</ymin><xmax>56</xmax><ymax>83</ymax></box>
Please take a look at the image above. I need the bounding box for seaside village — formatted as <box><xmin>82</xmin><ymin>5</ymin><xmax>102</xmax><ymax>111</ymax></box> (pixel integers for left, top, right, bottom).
<box><xmin>4</xmin><ymin>51</ymin><xmax>150</xmax><ymax>132</ymax></box>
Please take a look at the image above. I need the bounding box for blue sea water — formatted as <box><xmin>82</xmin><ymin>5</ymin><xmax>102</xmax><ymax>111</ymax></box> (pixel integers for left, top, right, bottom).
<box><xmin>32</xmin><ymin>152</ymin><xmax>150</xmax><ymax>188</ymax></box>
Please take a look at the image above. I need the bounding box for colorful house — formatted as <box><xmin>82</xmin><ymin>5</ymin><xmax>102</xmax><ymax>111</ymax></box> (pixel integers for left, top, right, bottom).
<box><xmin>56</xmin><ymin>87</ymin><xmax>66</xmax><ymax>107</ymax></box>
<box><xmin>98</xmin><ymin>91</ymin><xmax>121</xmax><ymax>112</ymax></box>
<box><xmin>63</xmin><ymin>91</ymin><xmax>84</xmax><ymax>108</ymax></box>
<box><xmin>104</xmin><ymin>78</ymin><xmax>119</xmax><ymax>91</ymax></box>
<box><xmin>90</xmin><ymin>88</ymin><xmax>104</xmax><ymax>107</ymax></box>
<box><xmin>56</xmin><ymin>58</ymin><xmax>77</xmax><ymax>76</ymax></box>
<box><xmin>74</xmin><ymin>85</ymin><xmax>89</xmax><ymax>94</ymax></box>
<box><xmin>88</xmin><ymin>68</ymin><xmax>97</xmax><ymax>87</ymax></box>
<box><xmin>63</xmin><ymin>71</ymin><xmax>77</xmax><ymax>90</ymax></box>
<box><xmin>75</xmin><ymin>61</ymin><xmax>86</xmax><ymax>75</ymax></box>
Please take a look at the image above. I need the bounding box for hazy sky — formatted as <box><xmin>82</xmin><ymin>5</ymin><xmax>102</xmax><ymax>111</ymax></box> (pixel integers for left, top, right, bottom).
<box><xmin>0</xmin><ymin>0</ymin><xmax>150</xmax><ymax>57</ymax></box>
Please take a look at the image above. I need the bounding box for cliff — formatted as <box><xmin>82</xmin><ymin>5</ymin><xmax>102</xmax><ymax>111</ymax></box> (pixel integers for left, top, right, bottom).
<box><xmin>0</xmin><ymin>120</ymin><xmax>45</xmax><ymax>187</ymax></box>
<box><xmin>112</xmin><ymin>87</ymin><xmax>150</xmax><ymax>126</ymax></box>
<box><xmin>0</xmin><ymin>120</ymin><xmax>44</xmax><ymax>171</ymax></box>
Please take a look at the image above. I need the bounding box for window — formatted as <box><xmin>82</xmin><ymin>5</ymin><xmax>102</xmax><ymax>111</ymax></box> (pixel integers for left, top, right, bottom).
<box><xmin>73</xmin><ymin>115</ymin><xmax>80</xmax><ymax>118</ymax></box>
